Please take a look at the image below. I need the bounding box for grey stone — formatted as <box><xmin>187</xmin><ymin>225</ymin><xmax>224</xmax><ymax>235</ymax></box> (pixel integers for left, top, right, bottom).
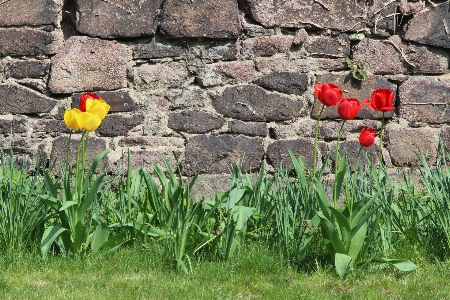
<box><xmin>196</xmin><ymin>61</ymin><xmax>255</xmax><ymax>87</ymax></box>
<box><xmin>368</xmin><ymin>0</ymin><xmax>398</xmax><ymax>34</ymax></box>
<box><xmin>168</xmin><ymin>110</ymin><xmax>226</xmax><ymax>133</ymax></box>
<box><xmin>76</xmin><ymin>0</ymin><xmax>163</xmax><ymax>38</ymax></box>
<box><xmin>266</xmin><ymin>138</ymin><xmax>318</xmax><ymax>170</ymax></box>
<box><xmin>112</xmin><ymin>149</ymin><xmax>179</xmax><ymax>173</ymax></box>
<box><xmin>34</xmin><ymin>119</ymin><xmax>69</xmax><ymax>134</ymax></box>
<box><xmin>330</xmin><ymin>140</ymin><xmax>379</xmax><ymax>169</ymax></box>
<box><xmin>0</xmin><ymin>0</ymin><xmax>62</xmax><ymax>26</ymax></box>
<box><xmin>72</xmin><ymin>91</ymin><xmax>138</xmax><ymax>112</ymax></box>
<box><xmin>0</xmin><ymin>83</ymin><xmax>56</xmax><ymax>114</ymax></box>
<box><xmin>165</xmin><ymin>88</ymin><xmax>209</xmax><ymax>110</ymax></box>
<box><xmin>49</xmin><ymin>36</ymin><xmax>129</xmax><ymax>94</ymax></box>
<box><xmin>212</xmin><ymin>85</ymin><xmax>306</xmax><ymax>122</ymax></box>
<box><xmin>399</xmin><ymin>77</ymin><xmax>450</xmax><ymax>124</ymax></box>
<box><xmin>238</xmin><ymin>0</ymin><xmax>366</xmax><ymax>31</ymax></box>
<box><xmin>160</xmin><ymin>0</ymin><xmax>241</xmax><ymax>38</ymax></box>
<box><xmin>406</xmin><ymin>44</ymin><xmax>449</xmax><ymax>74</ymax></box>
<box><xmin>228</xmin><ymin>120</ymin><xmax>267</xmax><ymax>136</ymax></box>
<box><xmin>399</xmin><ymin>1</ymin><xmax>425</xmax><ymax>15</ymax></box>
<box><xmin>5</xmin><ymin>59</ymin><xmax>49</xmax><ymax>78</ymax></box>
<box><xmin>386</xmin><ymin>126</ymin><xmax>437</xmax><ymax>167</ymax></box>
<box><xmin>0</xmin><ymin>28</ymin><xmax>64</xmax><ymax>56</ymax></box>
<box><xmin>440</xmin><ymin>126</ymin><xmax>450</xmax><ymax>152</ymax></box>
<box><xmin>244</xmin><ymin>25</ymin><xmax>275</xmax><ymax>37</ymax></box>
<box><xmin>132</xmin><ymin>62</ymin><xmax>191</xmax><ymax>90</ymax></box>
<box><xmin>255</xmin><ymin>72</ymin><xmax>308</xmax><ymax>95</ymax></box>
<box><xmin>97</xmin><ymin>114</ymin><xmax>145</xmax><ymax>137</ymax></box>
<box><xmin>184</xmin><ymin>135</ymin><xmax>264</xmax><ymax>175</ymax></box>
<box><xmin>304</xmin><ymin>34</ymin><xmax>350</xmax><ymax>57</ymax></box>
<box><xmin>133</xmin><ymin>39</ymin><xmax>186</xmax><ymax>59</ymax></box>
<box><xmin>189</xmin><ymin>174</ymin><xmax>231</xmax><ymax>200</ymax></box>
<box><xmin>0</xmin><ymin>116</ymin><xmax>28</xmax><ymax>134</ymax></box>
<box><xmin>293</xmin><ymin>28</ymin><xmax>308</xmax><ymax>45</ymax></box>
<box><xmin>404</xmin><ymin>2</ymin><xmax>450</xmax><ymax>48</ymax></box>
<box><xmin>243</xmin><ymin>36</ymin><xmax>293</xmax><ymax>57</ymax></box>
<box><xmin>118</xmin><ymin>136</ymin><xmax>184</xmax><ymax>148</ymax></box>
<box><xmin>311</xmin><ymin>75</ymin><xmax>397</xmax><ymax>120</ymax></box>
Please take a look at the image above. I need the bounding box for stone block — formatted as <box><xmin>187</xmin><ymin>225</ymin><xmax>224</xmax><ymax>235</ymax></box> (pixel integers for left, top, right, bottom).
<box><xmin>243</xmin><ymin>36</ymin><xmax>293</xmax><ymax>57</ymax></box>
<box><xmin>164</xmin><ymin>88</ymin><xmax>209</xmax><ymax>110</ymax></box>
<box><xmin>0</xmin><ymin>0</ymin><xmax>62</xmax><ymax>26</ymax></box>
<box><xmin>118</xmin><ymin>136</ymin><xmax>184</xmax><ymax>148</ymax></box>
<box><xmin>329</xmin><ymin>140</ymin><xmax>379</xmax><ymax>169</ymax></box>
<box><xmin>304</xmin><ymin>34</ymin><xmax>350</xmax><ymax>57</ymax></box>
<box><xmin>212</xmin><ymin>85</ymin><xmax>306</xmax><ymax>122</ymax></box>
<box><xmin>133</xmin><ymin>39</ymin><xmax>186</xmax><ymax>59</ymax></box>
<box><xmin>0</xmin><ymin>116</ymin><xmax>28</xmax><ymax>134</ymax></box>
<box><xmin>34</xmin><ymin>119</ymin><xmax>69</xmax><ymax>134</ymax></box>
<box><xmin>403</xmin><ymin>2</ymin><xmax>450</xmax><ymax>48</ymax></box>
<box><xmin>168</xmin><ymin>110</ymin><xmax>225</xmax><ymax>133</ymax></box>
<box><xmin>0</xmin><ymin>28</ymin><xmax>63</xmax><ymax>56</ymax></box>
<box><xmin>160</xmin><ymin>0</ymin><xmax>241</xmax><ymax>38</ymax></box>
<box><xmin>184</xmin><ymin>135</ymin><xmax>264</xmax><ymax>176</ymax></box>
<box><xmin>76</xmin><ymin>0</ymin><xmax>163</xmax><ymax>38</ymax></box>
<box><xmin>368</xmin><ymin>0</ymin><xmax>398</xmax><ymax>34</ymax></box>
<box><xmin>49</xmin><ymin>36</ymin><xmax>129</xmax><ymax>94</ymax></box>
<box><xmin>196</xmin><ymin>61</ymin><xmax>255</xmax><ymax>87</ymax></box>
<box><xmin>97</xmin><ymin>114</ymin><xmax>145</xmax><ymax>137</ymax></box>
<box><xmin>132</xmin><ymin>62</ymin><xmax>190</xmax><ymax>90</ymax></box>
<box><xmin>72</xmin><ymin>91</ymin><xmax>138</xmax><ymax>112</ymax></box>
<box><xmin>189</xmin><ymin>174</ymin><xmax>231</xmax><ymax>200</ymax></box>
<box><xmin>0</xmin><ymin>83</ymin><xmax>56</xmax><ymax>114</ymax></box>
<box><xmin>399</xmin><ymin>77</ymin><xmax>450</xmax><ymax>123</ymax></box>
<box><xmin>5</xmin><ymin>59</ymin><xmax>49</xmax><ymax>78</ymax></box>
<box><xmin>228</xmin><ymin>120</ymin><xmax>267</xmax><ymax>137</ymax></box>
<box><xmin>311</xmin><ymin>75</ymin><xmax>397</xmax><ymax>120</ymax></box>
<box><xmin>254</xmin><ymin>72</ymin><xmax>308</xmax><ymax>95</ymax></box>
<box><xmin>266</xmin><ymin>138</ymin><xmax>318</xmax><ymax>170</ymax></box>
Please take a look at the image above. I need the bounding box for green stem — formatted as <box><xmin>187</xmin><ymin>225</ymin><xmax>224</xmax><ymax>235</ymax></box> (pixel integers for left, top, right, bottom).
<box><xmin>333</xmin><ymin>120</ymin><xmax>346</xmax><ymax>208</ymax></box>
<box><xmin>379</xmin><ymin>112</ymin><xmax>385</xmax><ymax>167</ymax></box>
<box><xmin>313</xmin><ymin>105</ymin><xmax>325</xmax><ymax>177</ymax></box>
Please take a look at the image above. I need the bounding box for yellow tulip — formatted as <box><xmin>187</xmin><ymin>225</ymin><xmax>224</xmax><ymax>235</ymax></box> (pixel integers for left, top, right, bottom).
<box><xmin>64</xmin><ymin>108</ymin><xmax>82</xmax><ymax>130</ymax></box>
<box><xmin>78</xmin><ymin>112</ymin><xmax>102</xmax><ymax>132</ymax></box>
<box><xmin>86</xmin><ymin>99</ymin><xmax>110</xmax><ymax>120</ymax></box>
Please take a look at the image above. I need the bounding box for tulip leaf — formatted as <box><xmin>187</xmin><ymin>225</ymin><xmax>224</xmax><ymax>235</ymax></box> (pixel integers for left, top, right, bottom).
<box><xmin>335</xmin><ymin>253</ymin><xmax>352</xmax><ymax>278</ymax></box>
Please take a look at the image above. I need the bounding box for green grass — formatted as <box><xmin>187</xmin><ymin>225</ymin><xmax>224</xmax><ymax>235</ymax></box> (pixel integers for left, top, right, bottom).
<box><xmin>0</xmin><ymin>243</ymin><xmax>449</xmax><ymax>300</ymax></box>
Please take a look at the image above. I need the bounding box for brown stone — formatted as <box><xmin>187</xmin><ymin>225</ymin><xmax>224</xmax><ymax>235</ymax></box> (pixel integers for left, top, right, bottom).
<box><xmin>243</xmin><ymin>36</ymin><xmax>293</xmax><ymax>57</ymax></box>
<box><xmin>189</xmin><ymin>174</ymin><xmax>231</xmax><ymax>200</ymax></box>
<box><xmin>228</xmin><ymin>120</ymin><xmax>267</xmax><ymax>137</ymax></box>
<box><xmin>311</xmin><ymin>74</ymin><xmax>397</xmax><ymax>120</ymax></box>
<box><xmin>406</xmin><ymin>44</ymin><xmax>449</xmax><ymax>74</ymax></box>
<box><xmin>168</xmin><ymin>110</ymin><xmax>226</xmax><ymax>133</ymax></box>
<box><xmin>72</xmin><ymin>91</ymin><xmax>138</xmax><ymax>112</ymax></box>
<box><xmin>368</xmin><ymin>0</ymin><xmax>398</xmax><ymax>34</ymax></box>
<box><xmin>238</xmin><ymin>0</ymin><xmax>365</xmax><ymax>31</ymax></box>
<box><xmin>76</xmin><ymin>0</ymin><xmax>163</xmax><ymax>38</ymax></box>
<box><xmin>266</xmin><ymin>139</ymin><xmax>318</xmax><ymax>170</ymax></box>
<box><xmin>399</xmin><ymin>1</ymin><xmax>425</xmax><ymax>15</ymax></box>
<box><xmin>132</xmin><ymin>62</ymin><xmax>190</xmax><ymax>90</ymax></box>
<box><xmin>49</xmin><ymin>36</ymin><xmax>129</xmax><ymax>94</ymax></box>
<box><xmin>254</xmin><ymin>72</ymin><xmax>308</xmax><ymax>95</ymax></box>
<box><xmin>184</xmin><ymin>135</ymin><xmax>264</xmax><ymax>175</ymax></box>
<box><xmin>97</xmin><ymin>114</ymin><xmax>145</xmax><ymax>137</ymax></box>
<box><xmin>0</xmin><ymin>28</ymin><xmax>63</xmax><ymax>56</ymax></box>
<box><xmin>34</xmin><ymin>119</ymin><xmax>69</xmax><ymax>134</ymax></box>
<box><xmin>0</xmin><ymin>0</ymin><xmax>62</xmax><ymax>26</ymax></box>
<box><xmin>329</xmin><ymin>140</ymin><xmax>379</xmax><ymax>169</ymax></box>
<box><xmin>212</xmin><ymin>85</ymin><xmax>306</xmax><ymax>122</ymax></box>
<box><xmin>0</xmin><ymin>116</ymin><xmax>28</xmax><ymax>134</ymax></box>
<box><xmin>49</xmin><ymin>136</ymin><xmax>108</xmax><ymax>172</ymax></box>
<box><xmin>0</xmin><ymin>83</ymin><xmax>56</xmax><ymax>114</ymax></box>
<box><xmin>112</xmin><ymin>149</ymin><xmax>179</xmax><ymax>173</ymax></box>
<box><xmin>244</xmin><ymin>25</ymin><xmax>275</xmax><ymax>37</ymax></box>
<box><xmin>386</xmin><ymin>126</ymin><xmax>437</xmax><ymax>167</ymax></box>
<box><xmin>293</xmin><ymin>28</ymin><xmax>308</xmax><ymax>45</ymax></box>
<box><xmin>255</xmin><ymin>57</ymin><xmax>294</xmax><ymax>73</ymax></box>
<box><xmin>304</xmin><ymin>34</ymin><xmax>350</xmax><ymax>57</ymax></box>
<box><xmin>440</xmin><ymin>127</ymin><xmax>450</xmax><ymax>152</ymax></box>
<box><xmin>160</xmin><ymin>0</ymin><xmax>241</xmax><ymax>38</ymax></box>
<box><xmin>5</xmin><ymin>60</ymin><xmax>49</xmax><ymax>78</ymax></box>
<box><xmin>118</xmin><ymin>136</ymin><xmax>184</xmax><ymax>148</ymax></box>
<box><xmin>196</xmin><ymin>61</ymin><xmax>255</xmax><ymax>87</ymax></box>
<box><xmin>399</xmin><ymin>77</ymin><xmax>450</xmax><ymax>124</ymax></box>
<box><xmin>165</xmin><ymin>88</ymin><xmax>209</xmax><ymax>110</ymax></box>
<box><xmin>196</xmin><ymin>41</ymin><xmax>239</xmax><ymax>62</ymax></box>
<box><xmin>133</xmin><ymin>39</ymin><xmax>186</xmax><ymax>59</ymax></box>
<box><xmin>404</xmin><ymin>2</ymin><xmax>450</xmax><ymax>48</ymax></box>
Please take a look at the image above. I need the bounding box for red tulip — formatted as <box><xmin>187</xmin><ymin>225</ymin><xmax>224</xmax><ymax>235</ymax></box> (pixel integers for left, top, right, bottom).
<box><xmin>359</xmin><ymin>128</ymin><xmax>376</xmax><ymax>147</ymax></box>
<box><xmin>362</xmin><ymin>88</ymin><xmax>395</xmax><ymax>112</ymax></box>
<box><xmin>337</xmin><ymin>98</ymin><xmax>362</xmax><ymax>120</ymax></box>
<box><xmin>314</xmin><ymin>83</ymin><xmax>343</xmax><ymax>106</ymax></box>
<box><xmin>79</xmin><ymin>92</ymin><xmax>102</xmax><ymax>112</ymax></box>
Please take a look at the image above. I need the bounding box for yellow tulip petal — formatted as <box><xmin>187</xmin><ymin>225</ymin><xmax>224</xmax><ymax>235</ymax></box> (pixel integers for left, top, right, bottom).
<box><xmin>78</xmin><ymin>112</ymin><xmax>102</xmax><ymax>132</ymax></box>
<box><xmin>64</xmin><ymin>108</ymin><xmax>82</xmax><ymax>130</ymax></box>
<box><xmin>88</xmin><ymin>100</ymin><xmax>110</xmax><ymax>120</ymax></box>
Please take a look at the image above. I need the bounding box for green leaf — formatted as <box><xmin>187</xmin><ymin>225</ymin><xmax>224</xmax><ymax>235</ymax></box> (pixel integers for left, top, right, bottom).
<box><xmin>91</xmin><ymin>223</ymin><xmax>110</xmax><ymax>255</ymax></box>
<box><xmin>373</xmin><ymin>258</ymin><xmax>418</xmax><ymax>272</ymax></box>
<box><xmin>335</xmin><ymin>253</ymin><xmax>352</xmax><ymax>279</ymax></box>
<box><xmin>317</xmin><ymin>211</ymin><xmax>345</xmax><ymax>254</ymax></box>
<box><xmin>329</xmin><ymin>207</ymin><xmax>351</xmax><ymax>241</ymax></box>
<box><xmin>226</xmin><ymin>188</ymin><xmax>246</xmax><ymax>210</ymax></box>
<box><xmin>78</xmin><ymin>174</ymin><xmax>104</xmax><ymax>221</ymax></box>
<box><xmin>41</xmin><ymin>225</ymin><xmax>67</xmax><ymax>257</ymax></box>
<box><xmin>43</xmin><ymin>170</ymin><xmax>58</xmax><ymax>198</ymax></box>
<box><xmin>347</xmin><ymin>222</ymin><xmax>367</xmax><ymax>264</ymax></box>
<box><xmin>313</xmin><ymin>179</ymin><xmax>331</xmax><ymax>221</ymax></box>
<box><xmin>59</xmin><ymin>201</ymin><xmax>78</xmax><ymax>212</ymax></box>
<box><xmin>333</xmin><ymin>154</ymin><xmax>347</xmax><ymax>203</ymax></box>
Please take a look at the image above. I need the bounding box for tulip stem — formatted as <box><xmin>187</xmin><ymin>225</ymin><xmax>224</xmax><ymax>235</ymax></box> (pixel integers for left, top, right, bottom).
<box><xmin>379</xmin><ymin>112</ymin><xmax>385</xmax><ymax>166</ymax></box>
<box><xmin>333</xmin><ymin>120</ymin><xmax>346</xmax><ymax>208</ymax></box>
<box><xmin>313</xmin><ymin>105</ymin><xmax>325</xmax><ymax>177</ymax></box>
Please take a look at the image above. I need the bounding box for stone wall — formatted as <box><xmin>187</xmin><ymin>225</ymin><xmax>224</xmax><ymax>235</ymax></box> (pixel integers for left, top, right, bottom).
<box><xmin>0</xmin><ymin>0</ymin><xmax>449</xmax><ymax>194</ymax></box>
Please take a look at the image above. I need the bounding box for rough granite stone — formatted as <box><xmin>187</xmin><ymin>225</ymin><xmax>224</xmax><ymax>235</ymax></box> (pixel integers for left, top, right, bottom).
<box><xmin>368</xmin><ymin>0</ymin><xmax>398</xmax><ymax>34</ymax></box>
<box><xmin>403</xmin><ymin>2</ymin><xmax>450</xmax><ymax>48</ymax></box>
<box><xmin>243</xmin><ymin>36</ymin><xmax>293</xmax><ymax>57</ymax></box>
<box><xmin>164</xmin><ymin>88</ymin><xmax>209</xmax><ymax>109</ymax></box>
<box><xmin>399</xmin><ymin>1</ymin><xmax>425</xmax><ymax>15</ymax></box>
<box><xmin>97</xmin><ymin>114</ymin><xmax>145</xmax><ymax>137</ymax></box>
<box><xmin>0</xmin><ymin>0</ymin><xmax>62</xmax><ymax>26</ymax></box>
<box><xmin>184</xmin><ymin>135</ymin><xmax>264</xmax><ymax>176</ymax></box>
<box><xmin>406</xmin><ymin>43</ymin><xmax>449</xmax><ymax>74</ymax></box>
<box><xmin>440</xmin><ymin>127</ymin><xmax>450</xmax><ymax>152</ymax></box>
<box><xmin>212</xmin><ymin>85</ymin><xmax>306</xmax><ymax>122</ymax></box>
<box><xmin>76</xmin><ymin>0</ymin><xmax>163</xmax><ymax>38</ymax></box>
<box><xmin>293</xmin><ymin>28</ymin><xmax>308</xmax><ymax>45</ymax></box>
<box><xmin>238</xmin><ymin>0</ymin><xmax>365</xmax><ymax>31</ymax></box>
<box><xmin>399</xmin><ymin>77</ymin><xmax>450</xmax><ymax>124</ymax></box>
<box><xmin>266</xmin><ymin>139</ymin><xmax>318</xmax><ymax>170</ymax></box>
<box><xmin>196</xmin><ymin>61</ymin><xmax>255</xmax><ymax>87</ymax></box>
<box><xmin>112</xmin><ymin>149</ymin><xmax>179</xmax><ymax>173</ymax></box>
<box><xmin>0</xmin><ymin>116</ymin><xmax>28</xmax><ymax>134</ymax></box>
<box><xmin>190</xmin><ymin>174</ymin><xmax>231</xmax><ymax>200</ymax></box>
<box><xmin>311</xmin><ymin>75</ymin><xmax>397</xmax><ymax>120</ymax></box>
<box><xmin>160</xmin><ymin>0</ymin><xmax>241</xmax><ymax>38</ymax></box>
<box><xmin>168</xmin><ymin>110</ymin><xmax>226</xmax><ymax>133</ymax></box>
<box><xmin>228</xmin><ymin>120</ymin><xmax>267</xmax><ymax>136</ymax></box>
<box><xmin>133</xmin><ymin>39</ymin><xmax>186</xmax><ymax>59</ymax></box>
<box><xmin>50</xmin><ymin>136</ymin><xmax>108</xmax><ymax>172</ymax></box>
<box><xmin>49</xmin><ymin>36</ymin><xmax>129</xmax><ymax>94</ymax></box>
<box><xmin>304</xmin><ymin>34</ymin><xmax>350</xmax><ymax>57</ymax></box>
<box><xmin>132</xmin><ymin>62</ymin><xmax>191</xmax><ymax>90</ymax></box>
<box><xmin>72</xmin><ymin>91</ymin><xmax>138</xmax><ymax>112</ymax></box>
<box><xmin>5</xmin><ymin>60</ymin><xmax>49</xmax><ymax>78</ymax></box>
<box><xmin>0</xmin><ymin>28</ymin><xmax>64</xmax><ymax>56</ymax></box>
<box><xmin>330</xmin><ymin>140</ymin><xmax>379</xmax><ymax>168</ymax></box>
<box><xmin>118</xmin><ymin>136</ymin><xmax>184</xmax><ymax>148</ymax></box>
<box><xmin>34</xmin><ymin>119</ymin><xmax>69</xmax><ymax>134</ymax></box>
<box><xmin>386</xmin><ymin>126</ymin><xmax>437</xmax><ymax>167</ymax></box>
<box><xmin>0</xmin><ymin>83</ymin><xmax>56</xmax><ymax>114</ymax></box>
<box><xmin>254</xmin><ymin>72</ymin><xmax>308</xmax><ymax>95</ymax></box>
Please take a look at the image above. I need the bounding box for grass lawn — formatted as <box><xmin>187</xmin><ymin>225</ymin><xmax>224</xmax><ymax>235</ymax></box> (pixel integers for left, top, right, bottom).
<box><xmin>0</xmin><ymin>244</ymin><xmax>449</xmax><ymax>300</ymax></box>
